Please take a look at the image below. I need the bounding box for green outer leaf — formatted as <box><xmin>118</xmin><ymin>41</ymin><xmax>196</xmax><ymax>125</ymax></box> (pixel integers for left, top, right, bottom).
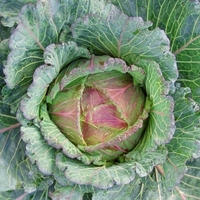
<box><xmin>4</xmin><ymin>0</ymin><xmax>68</xmax><ymax>89</ymax></box>
<box><xmin>0</xmin><ymin>188</ymin><xmax>52</xmax><ymax>200</ymax></box>
<box><xmin>0</xmin><ymin>0</ymin><xmax>37</xmax><ymax>27</ymax></box>
<box><xmin>50</xmin><ymin>186</ymin><xmax>83</xmax><ymax>200</ymax></box>
<box><xmin>2</xmin><ymin>80</ymin><xmax>32</xmax><ymax>114</ymax></box>
<box><xmin>137</xmin><ymin>159</ymin><xmax>200</xmax><ymax>200</ymax></box>
<box><xmin>109</xmin><ymin>0</ymin><xmax>138</xmax><ymax>18</ymax></box>
<box><xmin>0</xmin><ymin>39</ymin><xmax>18</xmax><ymax>129</ymax></box>
<box><xmin>134</xmin><ymin>146</ymin><xmax>168</xmax><ymax>177</ymax></box>
<box><xmin>163</xmin><ymin>85</ymin><xmax>200</xmax><ymax>189</ymax></box>
<box><xmin>20</xmin><ymin>125</ymin><xmax>56</xmax><ymax>175</ymax></box>
<box><xmin>54</xmin><ymin>145</ymin><xmax>167</xmax><ymax>190</ymax></box>
<box><xmin>126</xmin><ymin>59</ymin><xmax>175</xmax><ymax>157</ymax></box>
<box><xmin>3</xmin><ymin>0</ymin><xmax>115</xmax><ymax>90</ymax></box>
<box><xmin>56</xmin><ymin>152</ymin><xmax>136</xmax><ymax>190</ymax></box>
<box><xmin>0</xmin><ymin>128</ymin><xmax>21</xmax><ymax>191</ymax></box>
<box><xmin>2</xmin><ymin>0</ymin><xmax>118</xmax><ymax>113</ymax></box>
<box><xmin>72</xmin><ymin>4</ymin><xmax>178</xmax><ymax>86</ymax></box>
<box><xmin>0</xmin><ymin>124</ymin><xmax>54</xmax><ymax>195</ymax></box>
<box><xmin>153</xmin><ymin>0</ymin><xmax>200</xmax><ymax>103</ymax></box>
<box><xmin>174</xmin><ymin>158</ymin><xmax>200</xmax><ymax>200</ymax></box>
<box><xmin>143</xmin><ymin>60</ymin><xmax>175</xmax><ymax>146</ymax></box>
<box><xmin>0</xmin><ymin>110</ymin><xmax>19</xmax><ymax>133</ymax></box>
<box><xmin>133</xmin><ymin>86</ymin><xmax>200</xmax><ymax>199</ymax></box>
<box><xmin>49</xmin><ymin>182</ymin><xmax>93</xmax><ymax>200</ymax></box>
<box><xmin>3</xmin><ymin>0</ymin><xmax>74</xmax><ymax>113</ymax></box>
<box><xmin>20</xmin><ymin>42</ymin><xmax>90</xmax><ymax>120</ymax></box>
<box><xmin>112</xmin><ymin>0</ymin><xmax>200</xmax><ymax>103</ymax></box>
<box><xmin>92</xmin><ymin>177</ymin><xmax>142</xmax><ymax>200</ymax></box>
<box><xmin>174</xmin><ymin>0</ymin><xmax>200</xmax><ymax>102</ymax></box>
<box><xmin>0</xmin><ymin>39</ymin><xmax>9</xmax><ymax>88</ymax></box>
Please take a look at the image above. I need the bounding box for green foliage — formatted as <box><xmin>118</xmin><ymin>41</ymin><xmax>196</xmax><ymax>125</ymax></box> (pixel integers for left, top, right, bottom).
<box><xmin>0</xmin><ymin>0</ymin><xmax>200</xmax><ymax>199</ymax></box>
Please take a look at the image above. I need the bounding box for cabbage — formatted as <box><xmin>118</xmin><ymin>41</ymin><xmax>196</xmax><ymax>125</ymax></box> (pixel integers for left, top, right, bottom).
<box><xmin>0</xmin><ymin>0</ymin><xmax>200</xmax><ymax>199</ymax></box>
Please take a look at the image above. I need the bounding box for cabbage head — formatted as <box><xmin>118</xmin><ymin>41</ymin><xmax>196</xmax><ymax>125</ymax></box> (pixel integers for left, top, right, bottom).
<box><xmin>0</xmin><ymin>0</ymin><xmax>200</xmax><ymax>199</ymax></box>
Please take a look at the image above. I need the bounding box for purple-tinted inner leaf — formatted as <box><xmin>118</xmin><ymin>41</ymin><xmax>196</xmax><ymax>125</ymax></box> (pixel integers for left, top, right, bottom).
<box><xmin>81</xmin><ymin>87</ymin><xmax>127</xmax><ymax>129</ymax></box>
<box><xmin>86</xmin><ymin>72</ymin><xmax>145</xmax><ymax>126</ymax></box>
<box><xmin>48</xmin><ymin>84</ymin><xmax>86</xmax><ymax>146</ymax></box>
<box><xmin>48</xmin><ymin>70</ymin><xmax>145</xmax><ymax>149</ymax></box>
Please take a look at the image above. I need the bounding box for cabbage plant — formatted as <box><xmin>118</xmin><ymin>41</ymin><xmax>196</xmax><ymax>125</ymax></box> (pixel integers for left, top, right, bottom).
<box><xmin>0</xmin><ymin>0</ymin><xmax>200</xmax><ymax>199</ymax></box>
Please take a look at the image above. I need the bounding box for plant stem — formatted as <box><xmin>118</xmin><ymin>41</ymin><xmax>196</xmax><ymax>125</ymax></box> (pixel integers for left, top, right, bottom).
<box><xmin>0</xmin><ymin>123</ymin><xmax>21</xmax><ymax>133</ymax></box>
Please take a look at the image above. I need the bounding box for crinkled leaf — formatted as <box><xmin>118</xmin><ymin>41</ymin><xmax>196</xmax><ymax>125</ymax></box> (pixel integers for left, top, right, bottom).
<box><xmin>151</xmin><ymin>0</ymin><xmax>200</xmax><ymax>103</ymax></box>
<box><xmin>112</xmin><ymin>0</ymin><xmax>200</xmax><ymax>102</ymax></box>
<box><xmin>0</xmin><ymin>128</ymin><xmax>22</xmax><ymax>191</ymax></box>
<box><xmin>0</xmin><ymin>188</ymin><xmax>52</xmax><ymax>200</ymax></box>
<box><xmin>55</xmin><ymin>146</ymin><xmax>167</xmax><ymax>190</ymax></box>
<box><xmin>142</xmin><ymin>158</ymin><xmax>200</xmax><ymax>200</ymax></box>
<box><xmin>49</xmin><ymin>182</ymin><xmax>95</xmax><ymax>200</ymax></box>
<box><xmin>136</xmin><ymin>158</ymin><xmax>200</xmax><ymax>200</ymax></box>
<box><xmin>0</xmin><ymin>39</ymin><xmax>9</xmax><ymax>88</ymax></box>
<box><xmin>0</xmin><ymin>125</ymin><xmax>54</xmax><ymax>195</ymax></box>
<box><xmin>163</xmin><ymin>85</ymin><xmax>200</xmax><ymax>189</ymax></box>
<box><xmin>20</xmin><ymin>42</ymin><xmax>90</xmax><ymax>120</ymax></box>
<box><xmin>40</xmin><ymin>104</ymin><xmax>101</xmax><ymax>165</ymax></box>
<box><xmin>72</xmin><ymin>4</ymin><xmax>178</xmax><ymax>85</ymax></box>
<box><xmin>3</xmin><ymin>0</ymin><xmax>72</xmax><ymax>112</ymax></box>
<box><xmin>0</xmin><ymin>110</ymin><xmax>19</xmax><ymax>134</ymax></box>
<box><xmin>152</xmin><ymin>158</ymin><xmax>200</xmax><ymax>200</ymax></box>
<box><xmin>133</xmin><ymin>146</ymin><xmax>168</xmax><ymax>178</ymax></box>
<box><xmin>5</xmin><ymin>0</ymin><xmax>63</xmax><ymax>85</ymax></box>
<box><xmin>56</xmin><ymin>152</ymin><xmax>136</xmax><ymax>190</ymax></box>
<box><xmin>170</xmin><ymin>1</ymin><xmax>200</xmax><ymax>103</ymax></box>
<box><xmin>50</xmin><ymin>186</ymin><xmax>83</xmax><ymax>200</ymax></box>
<box><xmin>1</xmin><ymin>75</ymin><xmax>53</xmax><ymax>195</ymax></box>
<box><xmin>92</xmin><ymin>177</ymin><xmax>142</xmax><ymax>200</ymax></box>
<box><xmin>59</xmin><ymin>56</ymin><xmax>145</xmax><ymax>91</ymax></box>
<box><xmin>3</xmin><ymin>0</ymin><xmax>121</xmax><ymax>113</ymax></box>
<box><xmin>174</xmin><ymin>158</ymin><xmax>200</xmax><ymax>200</ymax></box>
<box><xmin>0</xmin><ymin>43</ymin><xmax>20</xmax><ymax>130</ymax></box>
<box><xmin>127</xmin><ymin>59</ymin><xmax>175</xmax><ymax>157</ymax></box>
<box><xmin>0</xmin><ymin>0</ymin><xmax>37</xmax><ymax>27</ymax></box>
<box><xmin>2</xmin><ymin>80</ymin><xmax>32</xmax><ymax>114</ymax></box>
<box><xmin>0</xmin><ymin>37</ymin><xmax>21</xmax><ymax>140</ymax></box>
<box><xmin>134</xmin><ymin>86</ymin><xmax>200</xmax><ymax>199</ymax></box>
<box><xmin>20</xmin><ymin>125</ymin><xmax>56</xmax><ymax>175</ymax></box>
<box><xmin>3</xmin><ymin>0</ymin><xmax>114</xmax><ymax>90</ymax></box>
